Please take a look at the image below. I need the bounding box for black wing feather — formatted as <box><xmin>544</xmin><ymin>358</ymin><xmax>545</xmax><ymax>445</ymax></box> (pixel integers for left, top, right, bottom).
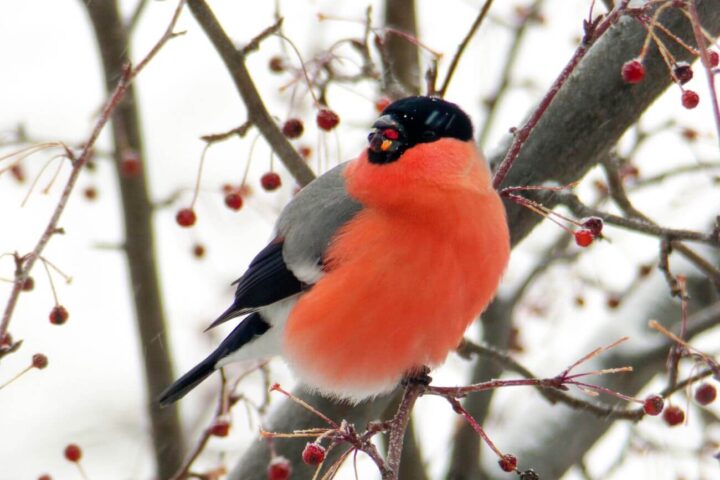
<box><xmin>206</xmin><ymin>239</ymin><xmax>303</xmax><ymax>330</ymax></box>
<box><xmin>158</xmin><ymin>313</ymin><xmax>270</xmax><ymax>406</ymax></box>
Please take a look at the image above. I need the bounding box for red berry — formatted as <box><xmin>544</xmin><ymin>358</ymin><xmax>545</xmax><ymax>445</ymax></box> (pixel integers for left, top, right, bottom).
<box><xmin>224</xmin><ymin>192</ymin><xmax>244</xmax><ymax>211</ymax></box>
<box><xmin>621</xmin><ymin>59</ymin><xmax>645</xmax><ymax>84</ymax></box>
<box><xmin>498</xmin><ymin>453</ymin><xmax>518</xmax><ymax>472</ymax></box>
<box><xmin>261</xmin><ymin>172</ymin><xmax>282</xmax><ymax>191</ymax></box>
<box><xmin>21</xmin><ymin>276</ymin><xmax>34</xmax><ymax>291</ymax></box>
<box><xmin>316</xmin><ymin>108</ymin><xmax>340</xmax><ymax>131</ymax></box>
<box><xmin>375</xmin><ymin>96</ymin><xmax>392</xmax><ymax>113</ymax></box>
<box><xmin>120</xmin><ymin>152</ymin><xmax>141</xmax><ymax>178</ymax></box>
<box><xmin>49</xmin><ymin>306</ymin><xmax>69</xmax><ymax>325</ymax></box>
<box><xmin>269</xmin><ymin>56</ymin><xmax>285</xmax><ymax>73</ymax></box>
<box><xmin>10</xmin><ymin>164</ymin><xmax>25</xmax><ymax>183</ymax></box>
<box><xmin>83</xmin><ymin>186</ymin><xmax>98</xmax><ymax>201</ymax></box>
<box><xmin>673</xmin><ymin>62</ymin><xmax>693</xmax><ymax>84</ymax></box>
<box><xmin>282</xmin><ymin>118</ymin><xmax>304</xmax><ymax>139</ymax></box>
<box><xmin>210</xmin><ymin>419</ymin><xmax>231</xmax><ymax>437</ymax></box>
<box><xmin>574</xmin><ymin>229</ymin><xmax>594</xmax><ymax>247</ymax></box>
<box><xmin>695</xmin><ymin>382</ymin><xmax>717</xmax><ymax>405</ymax></box>
<box><xmin>267</xmin><ymin>456</ymin><xmax>292</xmax><ymax>480</ymax></box>
<box><xmin>302</xmin><ymin>443</ymin><xmax>326</xmax><ymax>465</ymax></box>
<box><xmin>64</xmin><ymin>444</ymin><xmax>82</xmax><ymax>462</ymax></box>
<box><xmin>663</xmin><ymin>405</ymin><xmax>685</xmax><ymax>426</ymax></box>
<box><xmin>707</xmin><ymin>50</ymin><xmax>719</xmax><ymax>67</ymax></box>
<box><xmin>38</xmin><ymin>475</ymin><xmax>52</xmax><ymax>480</ymax></box>
<box><xmin>581</xmin><ymin>217</ymin><xmax>603</xmax><ymax>236</ymax></box>
<box><xmin>32</xmin><ymin>353</ymin><xmax>48</xmax><ymax>369</ymax></box>
<box><xmin>681</xmin><ymin>90</ymin><xmax>700</xmax><ymax>109</ymax></box>
<box><xmin>643</xmin><ymin>394</ymin><xmax>664</xmax><ymax>416</ymax></box>
<box><xmin>175</xmin><ymin>208</ymin><xmax>196</xmax><ymax>227</ymax></box>
<box><xmin>192</xmin><ymin>243</ymin><xmax>206</xmax><ymax>258</ymax></box>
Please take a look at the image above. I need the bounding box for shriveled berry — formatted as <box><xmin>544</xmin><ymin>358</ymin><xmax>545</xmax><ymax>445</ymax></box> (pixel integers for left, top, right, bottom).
<box><xmin>681</xmin><ymin>127</ymin><xmax>698</xmax><ymax>141</ymax></box>
<box><xmin>682</xmin><ymin>90</ymin><xmax>700</xmax><ymax>109</ymax></box>
<box><xmin>298</xmin><ymin>145</ymin><xmax>312</xmax><ymax>159</ymax></box>
<box><xmin>695</xmin><ymin>382</ymin><xmax>717</xmax><ymax>405</ymax></box>
<box><xmin>267</xmin><ymin>456</ymin><xmax>292</xmax><ymax>480</ymax></box>
<box><xmin>316</xmin><ymin>108</ymin><xmax>340</xmax><ymax>131</ymax></box>
<box><xmin>64</xmin><ymin>444</ymin><xmax>82</xmax><ymax>462</ymax></box>
<box><xmin>32</xmin><ymin>353</ymin><xmax>48</xmax><ymax>369</ymax></box>
<box><xmin>519</xmin><ymin>470</ymin><xmax>540</xmax><ymax>480</ymax></box>
<box><xmin>707</xmin><ymin>50</ymin><xmax>719</xmax><ymax>67</ymax></box>
<box><xmin>574</xmin><ymin>229</ymin><xmax>594</xmax><ymax>247</ymax></box>
<box><xmin>49</xmin><ymin>306</ymin><xmax>69</xmax><ymax>325</ymax></box>
<box><xmin>498</xmin><ymin>453</ymin><xmax>518</xmax><ymax>472</ymax></box>
<box><xmin>282</xmin><ymin>118</ymin><xmax>304</xmax><ymax>139</ymax></box>
<box><xmin>673</xmin><ymin>62</ymin><xmax>693</xmax><ymax>84</ymax></box>
<box><xmin>621</xmin><ymin>59</ymin><xmax>645</xmax><ymax>84</ymax></box>
<box><xmin>224</xmin><ymin>192</ymin><xmax>244</xmax><ymax>211</ymax></box>
<box><xmin>581</xmin><ymin>217</ymin><xmax>603</xmax><ymax>236</ymax></box>
<box><xmin>269</xmin><ymin>56</ymin><xmax>285</xmax><ymax>73</ymax></box>
<box><xmin>0</xmin><ymin>333</ymin><xmax>11</xmax><ymax>347</ymax></box>
<box><xmin>638</xmin><ymin>264</ymin><xmax>653</xmax><ymax>277</ymax></box>
<box><xmin>663</xmin><ymin>405</ymin><xmax>685</xmax><ymax>426</ymax></box>
<box><xmin>192</xmin><ymin>243</ymin><xmax>206</xmax><ymax>258</ymax></box>
<box><xmin>606</xmin><ymin>295</ymin><xmax>621</xmax><ymax>309</ymax></box>
<box><xmin>302</xmin><ymin>442</ymin><xmax>326</xmax><ymax>465</ymax></box>
<box><xmin>643</xmin><ymin>394</ymin><xmax>664</xmax><ymax>416</ymax></box>
<box><xmin>175</xmin><ymin>208</ymin><xmax>196</xmax><ymax>227</ymax></box>
<box><xmin>210</xmin><ymin>419</ymin><xmax>231</xmax><ymax>437</ymax></box>
<box><xmin>375</xmin><ymin>96</ymin><xmax>391</xmax><ymax>113</ymax></box>
<box><xmin>83</xmin><ymin>186</ymin><xmax>98</xmax><ymax>201</ymax></box>
<box><xmin>120</xmin><ymin>152</ymin><xmax>141</xmax><ymax>178</ymax></box>
<box><xmin>261</xmin><ymin>172</ymin><xmax>282</xmax><ymax>191</ymax></box>
<box><xmin>10</xmin><ymin>164</ymin><xmax>25</xmax><ymax>183</ymax></box>
<box><xmin>22</xmin><ymin>276</ymin><xmax>34</xmax><ymax>291</ymax></box>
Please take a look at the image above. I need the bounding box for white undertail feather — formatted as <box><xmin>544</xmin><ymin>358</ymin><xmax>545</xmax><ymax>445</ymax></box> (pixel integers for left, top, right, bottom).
<box><xmin>214</xmin><ymin>295</ymin><xmax>298</xmax><ymax>368</ymax></box>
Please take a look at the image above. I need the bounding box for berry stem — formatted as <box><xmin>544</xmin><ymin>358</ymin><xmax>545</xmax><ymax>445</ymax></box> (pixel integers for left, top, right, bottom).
<box><xmin>687</xmin><ymin>1</ymin><xmax>720</xmax><ymax>146</ymax></box>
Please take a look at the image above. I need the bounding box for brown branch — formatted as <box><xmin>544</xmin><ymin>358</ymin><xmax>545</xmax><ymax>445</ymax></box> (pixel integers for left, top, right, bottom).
<box><xmin>82</xmin><ymin>1</ymin><xmax>187</xmax><ymax>477</ymax></box>
<box><xmin>556</xmin><ymin>191</ymin><xmax>718</xmax><ymax>245</ymax></box>
<box><xmin>437</xmin><ymin>0</ymin><xmax>494</xmax><ymax>98</ymax></box>
<box><xmin>185</xmin><ymin>0</ymin><xmax>315</xmax><ymax>187</ymax></box>
<box><xmin>385</xmin><ymin>383</ymin><xmax>424</xmax><ymax>479</ymax></box>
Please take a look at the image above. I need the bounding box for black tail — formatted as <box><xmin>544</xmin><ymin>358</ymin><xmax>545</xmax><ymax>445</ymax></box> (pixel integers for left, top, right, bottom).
<box><xmin>158</xmin><ymin>351</ymin><xmax>219</xmax><ymax>407</ymax></box>
<box><xmin>158</xmin><ymin>313</ymin><xmax>271</xmax><ymax>406</ymax></box>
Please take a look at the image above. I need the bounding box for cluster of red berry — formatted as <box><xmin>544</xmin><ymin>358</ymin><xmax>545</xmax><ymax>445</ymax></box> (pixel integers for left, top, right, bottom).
<box><xmin>621</xmin><ymin>49</ymin><xmax>718</xmax><ymax>110</ymax></box>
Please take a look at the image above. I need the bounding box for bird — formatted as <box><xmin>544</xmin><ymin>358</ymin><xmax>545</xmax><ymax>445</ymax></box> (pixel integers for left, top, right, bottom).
<box><xmin>158</xmin><ymin>96</ymin><xmax>510</xmax><ymax>405</ymax></box>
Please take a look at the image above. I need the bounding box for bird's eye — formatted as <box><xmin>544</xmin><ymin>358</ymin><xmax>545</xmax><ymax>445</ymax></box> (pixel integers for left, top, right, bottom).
<box><xmin>422</xmin><ymin>130</ymin><xmax>438</xmax><ymax>141</ymax></box>
<box><xmin>367</xmin><ymin>132</ymin><xmax>374</xmax><ymax>142</ymax></box>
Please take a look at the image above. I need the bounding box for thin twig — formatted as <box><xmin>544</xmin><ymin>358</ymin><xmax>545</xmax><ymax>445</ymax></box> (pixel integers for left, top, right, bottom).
<box><xmin>186</xmin><ymin>0</ymin><xmax>315</xmax><ymax>186</ymax></box>
<box><xmin>437</xmin><ymin>0</ymin><xmax>494</xmax><ymax>98</ymax></box>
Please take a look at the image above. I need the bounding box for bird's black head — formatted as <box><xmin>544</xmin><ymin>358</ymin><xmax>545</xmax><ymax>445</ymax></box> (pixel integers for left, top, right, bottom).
<box><xmin>367</xmin><ymin>96</ymin><xmax>473</xmax><ymax>165</ymax></box>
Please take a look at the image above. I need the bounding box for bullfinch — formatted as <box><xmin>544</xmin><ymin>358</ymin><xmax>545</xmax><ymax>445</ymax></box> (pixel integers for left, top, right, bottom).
<box><xmin>159</xmin><ymin>96</ymin><xmax>510</xmax><ymax>405</ymax></box>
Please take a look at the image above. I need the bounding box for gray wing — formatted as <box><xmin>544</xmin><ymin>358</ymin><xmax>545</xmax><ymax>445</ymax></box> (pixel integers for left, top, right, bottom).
<box><xmin>277</xmin><ymin>162</ymin><xmax>362</xmax><ymax>283</ymax></box>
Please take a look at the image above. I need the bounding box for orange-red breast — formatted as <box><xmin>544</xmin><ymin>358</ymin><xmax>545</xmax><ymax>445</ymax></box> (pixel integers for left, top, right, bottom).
<box><xmin>159</xmin><ymin>96</ymin><xmax>510</xmax><ymax>405</ymax></box>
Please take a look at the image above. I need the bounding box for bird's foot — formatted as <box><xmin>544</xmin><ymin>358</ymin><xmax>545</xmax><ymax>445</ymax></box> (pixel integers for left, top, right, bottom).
<box><xmin>401</xmin><ymin>365</ymin><xmax>432</xmax><ymax>387</ymax></box>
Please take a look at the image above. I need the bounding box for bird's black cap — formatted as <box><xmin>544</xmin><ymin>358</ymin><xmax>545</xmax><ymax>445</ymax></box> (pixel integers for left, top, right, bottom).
<box><xmin>368</xmin><ymin>96</ymin><xmax>473</xmax><ymax>164</ymax></box>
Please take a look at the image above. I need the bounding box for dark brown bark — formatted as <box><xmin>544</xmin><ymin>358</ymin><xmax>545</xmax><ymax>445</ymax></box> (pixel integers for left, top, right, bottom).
<box><xmin>82</xmin><ymin>2</ymin><xmax>184</xmax><ymax>477</ymax></box>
